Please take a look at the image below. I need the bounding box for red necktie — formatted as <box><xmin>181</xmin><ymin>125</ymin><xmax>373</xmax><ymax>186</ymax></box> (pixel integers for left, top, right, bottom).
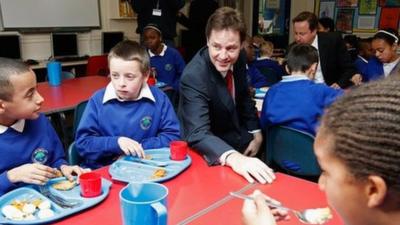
<box><xmin>225</xmin><ymin>70</ymin><xmax>233</xmax><ymax>97</ymax></box>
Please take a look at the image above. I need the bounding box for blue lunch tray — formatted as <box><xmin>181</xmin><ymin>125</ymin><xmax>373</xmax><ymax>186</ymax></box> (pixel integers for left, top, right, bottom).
<box><xmin>0</xmin><ymin>177</ymin><xmax>112</xmax><ymax>224</ymax></box>
<box><xmin>109</xmin><ymin>148</ymin><xmax>191</xmax><ymax>183</ymax></box>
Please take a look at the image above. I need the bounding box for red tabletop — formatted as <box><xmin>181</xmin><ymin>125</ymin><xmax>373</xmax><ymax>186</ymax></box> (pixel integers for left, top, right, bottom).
<box><xmin>37</xmin><ymin>76</ymin><xmax>110</xmax><ymax>114</ymax></box>
<box><xmin>53</xmin><ymin>151</ymin><xmax>343</xmax><ymax>225</ymax></box>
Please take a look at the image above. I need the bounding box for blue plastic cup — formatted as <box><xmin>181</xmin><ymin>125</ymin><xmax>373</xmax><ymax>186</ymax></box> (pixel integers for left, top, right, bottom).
<box><xmin>47</xmin><ymin>61</ymin><xmax>62</xmax><ymax>86</ymax></box>
<box><xmin>120</xmin><ymin>182</ymin><xmax>168</xmax><ymax>225</ymax></box>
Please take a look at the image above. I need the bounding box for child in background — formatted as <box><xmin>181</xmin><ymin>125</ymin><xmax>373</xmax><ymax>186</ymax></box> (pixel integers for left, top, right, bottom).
<box><xmin>75</xmin><ymin>40</ymin><xmax>181</xmax><ymax>169</ymax></box>
<box><xmin>260</xmin><ymin>44</ymin><xmax>342</xmax><ymax>136</ymax></box>
<box><xmin>354</xmin><ymin>38</ymin><xmax>381</xmax><ymax>82</ymax></box>
<box><xmin>343</xmin><ymin>35</ymin><xmax>358</xmax><ymax>62</ymax></box>
<box><xmin>143</xmin><ymin>24</ymin><xmax>186</xmax><ymax>107</ymax></box>
<box><xmin>317</xmin><ymin>17</ymin><xmax>334</xmax><ymax>32</ymax></box>
<box><xmin>252</xmin><ymin>34</ymin><xmax>265</xmax><ymax>58</ymax></box>
<box><xmin>365</xmin><ymin>29</ymin><xmax>400</xmax><ymax>81</ymax></box>
<box><xmin>0</xmin><ymin>58</ymin><xmax>87</xmax><ymax>195</ymax></box>
<box><xmin>252</xmin><ymin>41</ymin><xmax>285</xmax><ymax>85</ymax></box>
<box><xmin>242</xmin><ymin>77</ymin><xmax>400</xmax><ymax>225</ymax></box>
<box><xmin>243</xmin><ymin>36</ymin><xmax>269</xmax><ymax>88</ymax></box>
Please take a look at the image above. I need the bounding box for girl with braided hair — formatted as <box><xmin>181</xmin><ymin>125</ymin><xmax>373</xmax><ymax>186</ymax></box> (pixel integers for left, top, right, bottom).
<box><xmin>242</xmin><ymin>76</ymin><xmax>400</xmax><ymax>225</ymax></box>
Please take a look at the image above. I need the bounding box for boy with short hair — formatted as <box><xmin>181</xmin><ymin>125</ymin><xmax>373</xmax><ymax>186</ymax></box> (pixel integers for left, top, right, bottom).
<box><xmin>260</xmin><ymin>44</ymin><xmax>343</xmax><ymax>135</ymax></box>
<box><xmin>143</xmin><ymin>24</ymin><xmax>186</xmax><ymax>106</ymax></box>
<box><xmin>0</xmin><ymin>58</ymin><xmax>87</xmax><ymax>195</ymax></box>
<box><xmin>75</xmin><ymin>40</ymin><xmax>181</xmax><ymax>169</ymax></box>
<box><xmin>252</xmin><ymin>41</ymin><xmax>285</xmax><ymax>86</ymax></box>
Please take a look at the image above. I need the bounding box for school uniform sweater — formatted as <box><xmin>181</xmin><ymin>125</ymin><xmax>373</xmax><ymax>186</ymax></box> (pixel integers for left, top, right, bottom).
<box><xmin>149</xmin><ymin>44</ymin><xmax>186</xmax><ymax>91</ymax></box>
<box><xmin>75</xmin><ymin>83</ymin><xmax>181</xmax><ymax>169</ymax></box>
<box><xmin>247</xmin><ymin>64</ymin><xmax>269</xmax><ymax>88</ymax></box>
<box><xmin>0</xmin><ymin>114</ymin><xmax>67</xmax><ymax>195</ymax></box>
<box><xmin>260</xmin><ymin>75</ymin><xmax>343</xmax><ymax>136</ymax></box>
<box><xmin>360</xmin><ymin>57</ymin><xmax>384</xmax><ymax>82</ymax></box>
<box><xmin>252</xmin><ymin>58</ymin><xmax>285</xmax><ymax>77</ymax></box>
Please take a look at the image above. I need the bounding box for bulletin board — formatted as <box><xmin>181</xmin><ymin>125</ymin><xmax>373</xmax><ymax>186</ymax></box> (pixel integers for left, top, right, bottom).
<box><xmin>315</xmin><ymin>0</ymin><xmax>400</xmax><ymax>33</ymax></box>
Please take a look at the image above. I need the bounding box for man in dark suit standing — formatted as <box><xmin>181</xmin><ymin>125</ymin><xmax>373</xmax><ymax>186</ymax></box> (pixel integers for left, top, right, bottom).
<box><xmin>129</xmin><ymin>0</ymin><xmax>185</xmax><ymax>47</ymax></box>
<box><xmin>178</xmin><ymin>7</ymin><xmax>275</xmax><ymax>184</ymax></box>
<box><xmin>292</xmin><ymin>11</ymin><xmax>362</xmax><ymax>88</ymax></box>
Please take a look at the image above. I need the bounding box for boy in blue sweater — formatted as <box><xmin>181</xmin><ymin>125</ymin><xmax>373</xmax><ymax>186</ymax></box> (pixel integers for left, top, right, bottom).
<box><xmin>75</xmin><ymin>40</ymin><xmax>181</xmax><ymax>169</ymax></box>
<box><xmin>0</xmin><ymin>58</ymin><xmax>87</xmax><ymax>195</ymax></box>
<box><xmin>143</xmin><ymin>24</ymin><xmax>186</xmax><ymax>107</ymax></box>
<box><xmin>260</xmin><ymin>44</ymin><xmax>343</xmax><ymax>136</ymax></box>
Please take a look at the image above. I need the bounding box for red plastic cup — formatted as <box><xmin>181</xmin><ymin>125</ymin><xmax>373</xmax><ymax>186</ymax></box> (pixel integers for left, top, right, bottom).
<box><xmin>79</xmin><ymin>172</ymin><xmax>102</xmax><ymax>198</ymax></box>
<box><xmin>170</xmin><ymin>141</ymin><xmax>188</xmax><ymax>161</ymax></box>
<box><xmin>147</xmin><ymin>77</ymin><xmax>156</xmax><ymax>86</ymax></box>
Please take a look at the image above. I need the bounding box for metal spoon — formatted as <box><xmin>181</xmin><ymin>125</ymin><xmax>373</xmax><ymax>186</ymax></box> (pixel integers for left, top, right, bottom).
<box><xmin>230</xmin><ymin>192</ymin><xmax>332</xmax><ymax>224</ymax></box>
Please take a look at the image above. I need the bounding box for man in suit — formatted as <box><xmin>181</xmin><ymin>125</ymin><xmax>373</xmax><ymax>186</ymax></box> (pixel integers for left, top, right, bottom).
<box><xmin>177</xmin><ymin>0</ymin><xmax>219</xmax><ymax>61</ymax></box>
<box><xmin>129</xmin><ymin>0</ymin><xmax>185</xmax><ymax>47</ymax></box>
<box><xmin>178</xmin><ymin>7</ymin><xmax>275</xmax><ymax>184</ymax></box>
<box><xmin>292</xmin><ymin>11</ymin><xmax>362</xmax><ymax>88</ymax></box>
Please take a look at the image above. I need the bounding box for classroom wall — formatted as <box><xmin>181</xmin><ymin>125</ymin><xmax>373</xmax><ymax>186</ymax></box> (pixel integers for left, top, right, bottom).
<box><xmin>0</xmin><ymin>0</ymin><xmax>139</xmax><ymax>60</ymax></box>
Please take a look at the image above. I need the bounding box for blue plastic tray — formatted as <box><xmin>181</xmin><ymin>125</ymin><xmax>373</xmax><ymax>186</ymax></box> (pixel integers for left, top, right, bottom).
<box><xmin>109</xmin><ymin>148</ymin><xmax>191</xmax><ymax>183</ymax></box>
<box><xmin>255</xmin><ymin>87</ymin><xmax>269</xmax><ymax>99</ymax></box>
<box><xmin>0</xmin><ymin>177</ymin><xmax>112</xmax><ymax>224</ymax></box>
<box><xmin>156</xmin><ymin>81</ymin><xmax>167</xmax><ymax>88</ymax></box>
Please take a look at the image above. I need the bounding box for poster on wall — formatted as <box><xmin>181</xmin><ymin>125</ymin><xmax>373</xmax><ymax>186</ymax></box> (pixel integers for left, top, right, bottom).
<box><xmin>379</xmin><ymin>7</ymin><xmax>400</xmax><ymax>30</ymax></box>
<box><xmin>336</xmin><ymin>8</ymin><xmax>354</xmax><ymax>33</ymax></box>
<box><xmin>379</xmin><ymin>0</ymin><xmax>400</xmax><ymax>7</ymax></box>
<box><xmin>336</xmin><ymin>0</ymin><xmax>358</xmax><ymax>7</ymax></box>
<box><xmin>359</xmin><ymin>0</ymin><xmax>377</xmax><ymax>14</ymax></box>
<box><xmin>357</xmin><ymin>15</ymin><xmax>376</xmax><ymax>29</ymax></box>
<box><xmin>319</xmin><ymin>1</ymin><xmax>336</xmax><ymax>18</ymax></box>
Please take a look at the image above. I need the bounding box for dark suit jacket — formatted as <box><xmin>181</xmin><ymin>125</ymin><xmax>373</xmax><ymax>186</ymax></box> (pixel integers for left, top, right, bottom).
<box><xmin>317</xmin><ymin>32</ymin><xmax>357</xmax><ymax>88</ymax></box>
<box><xmin>178</xmin><ymin>47</ymin><xmax>259</xmax><ymax>165</ymax></box>
<box><xmin>130</xmin><ymin>0</ymin><xmax>184</xmax><ymax>39</ymax></box>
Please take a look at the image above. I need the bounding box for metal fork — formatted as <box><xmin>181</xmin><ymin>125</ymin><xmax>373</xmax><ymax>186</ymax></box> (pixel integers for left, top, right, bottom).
<box><xmin>39</xmin><ymin>185</ymin><xmax>83</xmax><ymax>209</ymax></box>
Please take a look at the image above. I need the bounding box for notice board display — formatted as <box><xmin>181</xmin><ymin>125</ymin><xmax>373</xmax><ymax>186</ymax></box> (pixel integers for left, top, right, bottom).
<box><xmin>0</xmin><ymin>0</ymin><xmax>101</xmax><ymax>32</ymax></box>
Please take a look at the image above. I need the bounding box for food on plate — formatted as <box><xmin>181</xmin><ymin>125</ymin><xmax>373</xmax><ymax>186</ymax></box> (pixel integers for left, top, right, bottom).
<box><xmin>37</xmin><ymin>208</ymin><xmax>55</xmax><ymax>219</ymax></box>
<box><xmin>22</xmin><ymin>203</ymin><xmax>36</xmax><ymax>214</ymax></box>
<box><xmin>151</xmin><ymin>169</ymin><xmax>167</xmax><ymax>179</ymax></box>
<box><xmin>2</xmin><ymin>205</ymin><xmax>24</xmax><ymax>220</ymax></box>
<box><xmin>52</xmin><ymin>180</ymin><xmax>77</xmax><ymax>191</ymax></box>
<box><xmin>303</xmin><ymin>207</ymin><xmax>332</xmax><ymax>224</ymax></box>
<box><xmin>38</xmin><ymin>200</ymin><xmax>51</xmax><ymax>210</ymax></box>
<box><xmin>1</xmin><ymin>198</ymin><xmax>54</xmax><ymax>221</ymax></box>
<box><xmin>31</xmin><ymin>198</ymin><xmax>43</xmax><ymax>208</ymax></box>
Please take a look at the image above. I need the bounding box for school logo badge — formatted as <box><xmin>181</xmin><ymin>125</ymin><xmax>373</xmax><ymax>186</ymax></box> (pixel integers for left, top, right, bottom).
<box><xmin>164</xmin><ymin>64</ymin><xmax>173</xmax><ymax>71</ymax></box>
<box><xmin>32</xmin><ymin>148</ymin><xmax>49</xmax><ymax>164</ymax></box>
<box><xmin>140</xmin><ymin>116</ymin><xmax>152</xmax><ymax>130</ymax></box>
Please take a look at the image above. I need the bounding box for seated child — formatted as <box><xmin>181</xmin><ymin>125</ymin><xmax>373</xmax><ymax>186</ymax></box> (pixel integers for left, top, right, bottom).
<box><xmin>243</xmin><ymin>36</ymin><xmax>269</xmax><ymax>88</ymax></box>
<box><xmin>75</xmin><ymin>40</ymin><xmax>181</xmax><ymax>169</ymax></box>
<box><xmin>0</xmin><ymin>58</ymin><xmax>87</xmax><ymax>195</ymax></box>
<box><xmin>365</xmin><ymin>29</ymin><xmax>400</xmax><ymax>81</ymax></box>
<box><xmin>354</xmin><ymin>38</ymin><xmax>380</xmax><ymax>82</ymax></box>
<box><xmin>242</xmin><ymin>77</ymin><xmax>400</xmax><ymax>225</ymax></box>
<box><xmin>260</xmin><ymin>44</ymin><xmax>343</xmax><ymax>136</ymax></box>
<box><xmin>142</xmin><ymin>23</ymin><xmax>186</xmax><ymax>106</ymax></box>
<box><xmin>252</xmin><ymin>41</ymin><xmax>285</xmax><ymax>86</ymax></box>
<box><xmin>343</xmin><ymin>34</ymin><xmax>358</xmax><ymax>62</ymax></box>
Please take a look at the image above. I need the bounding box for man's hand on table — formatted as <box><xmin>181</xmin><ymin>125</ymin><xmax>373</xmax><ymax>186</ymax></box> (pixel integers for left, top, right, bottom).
<box><xmin>226</xmin><ymin>152</ymin><xmax>275</xmax><ymax>184</ymax></box>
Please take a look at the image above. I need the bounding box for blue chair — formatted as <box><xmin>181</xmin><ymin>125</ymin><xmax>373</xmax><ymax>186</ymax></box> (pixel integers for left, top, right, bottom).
<box><xmin>67</xmin><ymin>142</ymin><xmax>82</xmax><ymax>166</ymax></box>
<box><xmin>67</xmin><ymin>100</ymin><xmax>88</xmax><ymax>165</ymax></box>
<box><xmin>266</xmin><ymin>126</ymin><xmax>320</xmax><ymax>177</ymax></box>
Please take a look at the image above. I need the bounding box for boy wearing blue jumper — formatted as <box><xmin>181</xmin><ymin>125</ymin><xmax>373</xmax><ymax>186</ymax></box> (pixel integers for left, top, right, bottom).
<box><xmin>143</xmin><ymin>24</ymin><xmax>186</xmax><ymax>106</ymax></box>
<box><xmin>260</xmin><ymin>44</ymin><xmax>343</xmax><ymax>136</ymax></box>
<box><xmin>0</xmin><ymin>58</ymin><xmax>87</xmax><ymax>195</ymax></box>
<box><xmin>75</xmin><ymin>40</ymin><xmax>181</xmax><ymax>169</ymax></box>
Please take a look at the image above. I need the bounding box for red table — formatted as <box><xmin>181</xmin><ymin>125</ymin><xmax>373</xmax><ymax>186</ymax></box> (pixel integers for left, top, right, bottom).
<box><xmin>53</xmin><ymin>151</ymin><xmax>343</xmax><ymax>225</ymax></box>
<box><xmin>37</xmin><ymin>76</ymin><xmax>110</xmax><ymax>114</ymax></box>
